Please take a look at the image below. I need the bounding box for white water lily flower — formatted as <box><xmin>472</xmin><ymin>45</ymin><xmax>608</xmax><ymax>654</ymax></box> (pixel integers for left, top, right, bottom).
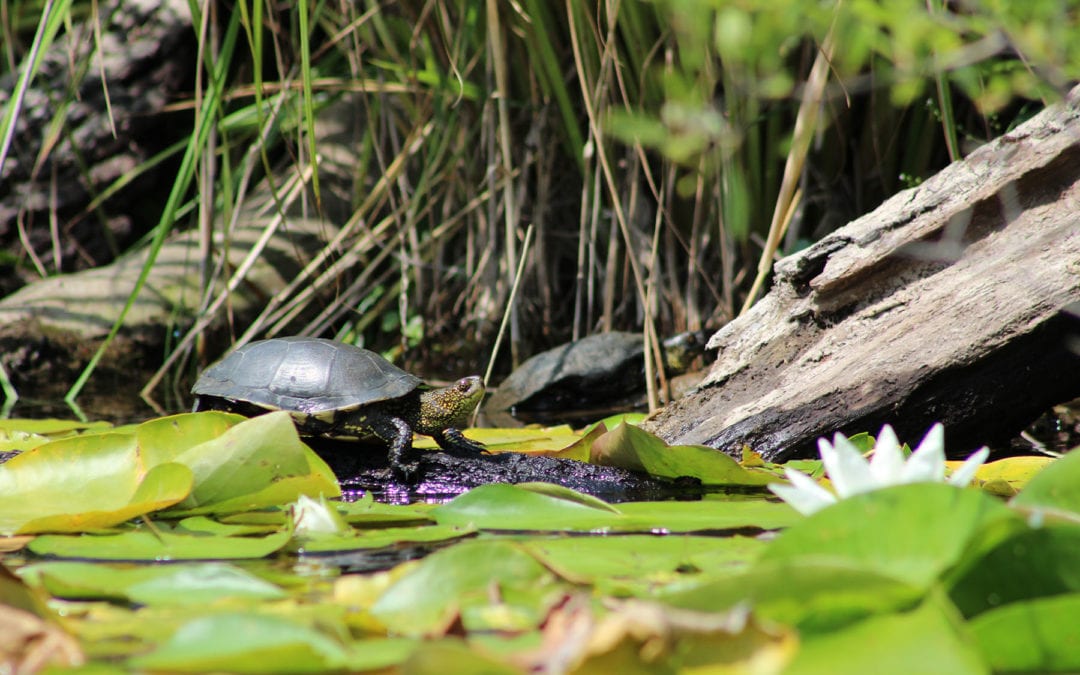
<box><xmin>290</xmin><ymin>494</ymin><xmax>349</xmax><ymax>535</ymax></box>
<box><xmin>770</xmin><ymin>423</ymin><xmax>990</xmax><ymax>516</ymax></box>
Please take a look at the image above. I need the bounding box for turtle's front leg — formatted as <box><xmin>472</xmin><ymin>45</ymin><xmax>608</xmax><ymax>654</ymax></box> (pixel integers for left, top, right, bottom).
<box><xmin>371</xmin><ymin>416</ymin><xmax>416</xmax><ymax>481</ymax></box>
<box><xmin>434</xmin><ymin>428</ymin><xmax>487</xmax><ymax>456</ymax></box>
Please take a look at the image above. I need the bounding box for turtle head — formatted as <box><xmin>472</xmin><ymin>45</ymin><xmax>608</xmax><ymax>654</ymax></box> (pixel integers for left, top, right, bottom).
<box><xmin>417</xmin><ymin>375</ymin><xmax>485</xmax><ymax>434</ymax></box>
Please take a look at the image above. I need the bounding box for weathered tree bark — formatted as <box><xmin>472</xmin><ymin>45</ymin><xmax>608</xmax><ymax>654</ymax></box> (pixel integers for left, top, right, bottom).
<box><xmin>646</xmin><ymin>88</ymin><xmax>1080</xmax><ymax>461</ymax></box>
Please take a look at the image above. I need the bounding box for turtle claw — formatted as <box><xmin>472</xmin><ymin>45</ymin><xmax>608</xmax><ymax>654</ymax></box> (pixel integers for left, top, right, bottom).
<box><xmin>390</xmin><ymin>460</ymin><xmax>418</xmax><ymax>484</ymax></box>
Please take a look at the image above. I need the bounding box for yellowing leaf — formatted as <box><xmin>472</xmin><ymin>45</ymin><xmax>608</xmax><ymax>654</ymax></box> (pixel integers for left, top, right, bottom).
<box><xmin>0</xmin><ymin>433</ymin><xmax>193</xmax><ymax>535</ymax></box>
<box><xmin>159</xmin><ymin>412</ymin><xmax>340</xmax><ymax>516</ymax></box>
<box><xmin>591</xmin><ymin>423</ymin><xmax>776</xmax><ymax>486</ymax></box>
<box><xmin>971</xmin><ymin>455</ymin><xmax>1054</xmax><ymax>495</ymax></box>
<box><xmin>413</xmin><ymin>425</ymin><xmax>585</xmax><ymax>456</ymax></box>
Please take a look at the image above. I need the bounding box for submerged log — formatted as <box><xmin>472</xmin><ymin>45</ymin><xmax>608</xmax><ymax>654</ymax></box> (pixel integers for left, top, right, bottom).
<box><xmin>646</xmin><ymin>88</ymin><xmax>1080</xmax><ymax>461</ymax></box>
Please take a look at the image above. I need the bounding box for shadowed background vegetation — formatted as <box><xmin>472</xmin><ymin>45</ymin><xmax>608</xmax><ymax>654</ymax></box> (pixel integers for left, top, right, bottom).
<box><xmin>1</xmin><ymin>0</ymin><xmax>1078</xmax><ymax>397</ymax></box>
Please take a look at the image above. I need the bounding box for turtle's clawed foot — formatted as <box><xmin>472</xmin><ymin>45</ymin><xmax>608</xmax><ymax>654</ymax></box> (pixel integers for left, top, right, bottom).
<box><xmin>390</xmin><ymin>460</ymin><xmax>418</xmax><ymax>483</ymax></box>
<box><xmin>387</xmin><ymin>431</ymin><xmax>420</xmax><ymax>483</ymax></box>
<box><xmin>435</xmin><ymin>428</ymin><xmax>487</xmax><ymax>456</ymax></box>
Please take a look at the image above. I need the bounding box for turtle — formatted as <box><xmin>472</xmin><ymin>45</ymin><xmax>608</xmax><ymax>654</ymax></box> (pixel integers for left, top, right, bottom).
<box><xmin>191</xmin><ymin>336</ymin><xmax>486</xmax><ymax>478</ymax></box>
<box><xmin>484</xmin><ymin>330</ymin><xmax>709</xmax><ymax>424</ymax></box>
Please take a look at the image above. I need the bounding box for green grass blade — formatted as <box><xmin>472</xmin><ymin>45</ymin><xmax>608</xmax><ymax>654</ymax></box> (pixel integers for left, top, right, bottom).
<box><xmin>65</xmin><ymin>5</ymin><xmax>243</xmax><ymax>403</ymax></box>
<box><xmin>296</xmin><ymin>0</ymin><xmax>321</xmax><ymax>210</ymax></box>
<box><xmin>0</xmin><ymin>0</ymin><xmax>74</xmax><ymax>176</ymax></box>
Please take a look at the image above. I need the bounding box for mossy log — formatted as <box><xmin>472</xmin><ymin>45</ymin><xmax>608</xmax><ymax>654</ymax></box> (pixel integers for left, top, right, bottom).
<box><xmin>645</xmin><ymin>88</ymin><xmax>1080</xmax><ymax>461</ymax></box>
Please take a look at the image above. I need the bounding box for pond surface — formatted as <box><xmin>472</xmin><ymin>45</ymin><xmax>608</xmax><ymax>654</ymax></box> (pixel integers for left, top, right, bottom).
<box><xmin>0</xmin><ymin>400</ymin><xmax>1077</xmax><ymax>672</ymax></box>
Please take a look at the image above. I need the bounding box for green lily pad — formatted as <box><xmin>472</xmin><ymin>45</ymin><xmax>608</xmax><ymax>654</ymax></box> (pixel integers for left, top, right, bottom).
<box><xmin>128</xmin><ymin>612</ymin><xmax>350</xmax><ymax>673</ymax></box>
<box><xmin>660</xmin><ymin>560</ymin><xmax>925</xmax><ymax>633</ymax></box>
<box><xmin>414</xmin><ymin>425</ymin><xmax>583</xmax><ymax>455</ymax></box>
<box><xmin>514</xmin><ymin>481</ymin><xmax>622</xmax><ymax>512</ymax></box>
<box><xmin>759</xmin><ymin>483</ymin><xmax>1023</xmax><ymax>589</ymax></box>
<box><xmin>583</xmin><ymin>412</ymin><xmax>648</xmax><ymax>434</ymax></box>
<box><xmin>971</xmin><ymin>455</ymin><xmax>1053</xmax><ymax>495</ymax></box>
<box><xmin>135</xmin><ymin>411</ymin><xmax>244</xmax><ymax>465</ymax></box>
<box><xmin>0</xmin><ymin>418</ymin><xmax>114</xmax><ymax>436</ymax></box>
<box><xmin>155</xmin><ymin>411</ymin><xmax>341</xmax><ymax>515</ymax></box>
<box><xmin>337</xmin><ymin>492</ymin><xmax>437</xmax><ymax>526</ymax></box>
<box><xmin>434</xmin><ymin>483</ymin><xmax>629</xmax><ymax>531</ymax></box>
<box><xmin>400</xmin><ymin>639</ymin><xmax>519</xmax><ymax>675</ymax></box>
<box><xmin>590</xmin><ymin>422</ymin><xmax>777</xmax><ymax>486</ymax></box>
<box><xmin>947</xmin><ymin>524</ymin><xmax>1080</xmax><ymax>618</ymax></box>
<box><xmin>1011</xmin><ymin>449</ymin><xmax>1080</xmax><ymax>518</ymax></box>
<box><xmin>27</xmin><ymin>526</ymin><xmax>292</xmax><ymax>561</ymax></box>
<box><xmin>617</xmin><ymin>497</ymin><xmax>798</xmax><ymax>531</ymax></box>
<box><xmin>294</xmin><ymin>524</ymin><xmax>475</xmax><ymax>553</ymax></box>
<box><xmin>0</xmin><ymin>432</ymin><xmax>193</xmax><ymax>535</ymax></box>
<box><xmin>522</xmin><ymin>534</ymin><xmax>764</xmax><ymax>591</ymax></box>
<box><xmin>371</xmin><ymin>539</ymin><xmax>553</xmax><ymax>637</ymax></box>
<box><xmin>28</xmin><ymin>561</ymin><xmax>287</xmax><ymax>605</ymax></box>
<box><xmin>434</xmin><ymin>483</ymin><xmax>798</xmax><ymax>532</ymax></box>
<box><xmin>968</xmin><ymin>593</ymin><xmax>1080</xmax><ymax>672</ymax></box>
<box><xmin>787</xmin><ymin>592</ymin><xmax>986</xmax><ymax>675</ymax></box>
<box><xmin>175</xmin><ymin>515</ymin><xmax>282</xmax><ymax>537</ymax></box>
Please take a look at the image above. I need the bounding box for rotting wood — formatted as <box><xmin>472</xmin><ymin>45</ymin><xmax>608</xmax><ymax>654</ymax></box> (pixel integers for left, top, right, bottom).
<box><xmin>645</xmin><ymin>87</ymin><xmax>1080</xmax><ymax>461</ymax></box>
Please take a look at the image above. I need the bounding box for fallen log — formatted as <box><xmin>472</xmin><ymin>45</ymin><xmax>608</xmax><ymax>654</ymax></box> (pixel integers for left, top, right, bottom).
<box><xmin>645</xmin><ymin>88</ymin><xmax>1080</xmax><ymax>461</ymax></box>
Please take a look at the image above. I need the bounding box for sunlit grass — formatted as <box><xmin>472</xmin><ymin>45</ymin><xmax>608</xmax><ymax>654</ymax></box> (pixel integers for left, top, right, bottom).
<box><xmin>1</xmin><ymin>0</ymin><xmax>1076</xmax><ymax>398</ymax></box>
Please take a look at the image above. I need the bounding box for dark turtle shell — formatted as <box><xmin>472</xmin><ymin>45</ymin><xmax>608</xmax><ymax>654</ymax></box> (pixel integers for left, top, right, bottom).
<box><xmin>192</xmin><ymin>336</ymin><xmax>421</xmax><ymax>416</ymax></box>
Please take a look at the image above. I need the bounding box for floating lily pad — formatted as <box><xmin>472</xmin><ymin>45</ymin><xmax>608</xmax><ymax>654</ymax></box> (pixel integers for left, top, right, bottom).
<box><xmin>970</xmin><ymin>455</ymin><xmax>1053</xmax><ymax>496</ymax></box>
<box><xmin>522</xmin><ymin>534</ymin><xmax>764</xmax><ymax>592</ymax></box>
<box><xmin>0</xmin><ymin>432</ymin><xmax>193</xmax><ymax>535</ymax></box>
<box><xmin>433</xmin><ymin>483</ymin><xmax>628</xmax><ymax>531</ymax></box>
<box><xmin>660</xmin><ymin>560</ymin><xmax>925</xmax><ymax>632</ymax></box>
<box><xmin>0</xmin><ymin>418</ymin><xmax>114</xmax><ymax>436</ymax></box>
<box><xmin>1010</xmin><ymin>448</ymin><xmax>1080</xmax><ymax>518</ymax></box>
<box><xmin>154</xmin><ymin>411</ymin><xmax>341</xmax><ymax>515</ymax></box>
<box><xmin>968</xmin><ymin>593</ymin><xmax>1080</xmax><ymax>672</ymax></box>
<box><xmin>27</xmin><ymin>561</ymin><xmax>287</xmax><ymax>605</ymax></box>
<box><xmin>433</xmin><ymin>483</ymin><xmax>799</xmax><ymax>532</ymax></box>
<box><xmin>590</xmin><ymin>422</ymin><xmax>777</xmax><ymax>486</ymax></box>
<box><xmin>128</xmin><ymin>612</ymin><xmax>350</xmax><ymax>673</ymax></box>
<box><xmin>413</xmin><ymin>425</ymin><xmax>583</xmax><ymax>455</ymax></box>
<box><xmin>27</xmin><ymin>526</ymin><xmax>292</xmax><ymax>561</ymax></box>
<box><xmin>787</xmin><ymin>592</ymin><xmax>986</xmax><ymax>675</ymax></box>
<box><xmin>175</xmin><ymin>515</ymin><xmax>282</xmax><ymax>537</ymax></box>
<box><xmin>371</xmin><ymin>539</ymin><xmax>553</xmax><ymax>637</ymax></box>
<box><xmin>293</xmin><ymin>524</ymin><xmax>475</xmax><ymax>554</ymax></box>
<box><xmin>336</xmin><ymin>493</ymin><xmax>437</xmax><ymax>526</ymax></box>
<box><xmin>759</xmin><ymin>482</ymin><xmax>1023</xmax><ymax>589</ymax></box>
<box><xmin>947</xmin><ymin>524</ymin><xmax>1080</xmax><ymax>618</ymax></box>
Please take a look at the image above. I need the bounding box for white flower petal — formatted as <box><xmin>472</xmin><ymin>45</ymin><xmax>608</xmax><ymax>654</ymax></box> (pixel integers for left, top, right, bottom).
<box><xmin>769</xmin><ymin>468</ymin><xmax>837</xmax><ymax>516</ymax></box>
<box><xmin>901</xmin><ymin>423</ymin><xmax>946</xmax><ymax>483</ymax></box>
<box><xmin>291</xmin><ymin>495</ymin><xmax>347</xmax><ymax>535</ymax></box>
<box><xmin>822</xmin><ymin>432</ymin><xmax>876</xmax><ymax>497</ymax></box>
<box><xmin>947</xmin><ymin>446</ymin><xmax>990</xmax><ymax>487</ymax></box>
<box><xmin>869</xmin><ymin>425</ymin><xmax>906</xmax><ymax>485</ymax></box>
